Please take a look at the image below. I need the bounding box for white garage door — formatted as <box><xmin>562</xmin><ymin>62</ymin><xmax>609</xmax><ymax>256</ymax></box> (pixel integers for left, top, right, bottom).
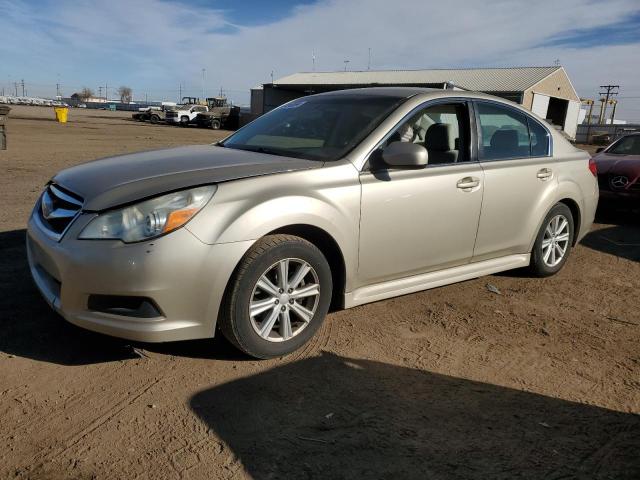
<box><xmin>564</xmin><ymin>100</ymin><xmax>580</xmax><ymax>140</ymax></box>
<box><xmin>531</xmin><ymin>93</ymin><xmax>550</xmax><ymax>120</ymax></box>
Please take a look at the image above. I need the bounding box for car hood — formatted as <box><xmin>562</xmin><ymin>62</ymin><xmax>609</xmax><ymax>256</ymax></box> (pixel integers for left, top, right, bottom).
<box><xmin>594</xmin><ymin>153</ymin><xmax>640</xmax><ymax>175</ymax></box>
<box><xmin>52</xmin><ymin>145</ymin><xmax>320</xmax><ymax>211</ymax></box>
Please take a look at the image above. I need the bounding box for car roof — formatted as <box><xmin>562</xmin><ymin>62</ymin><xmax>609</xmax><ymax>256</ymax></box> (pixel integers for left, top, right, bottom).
<box><xmin>315</xmin><ymin>87</ymin><xmax>439</xmax><ymax>99</ymax></box>
<box><xmin>311</xmin><ymin>86</ymin><xmax>520</xmax><ymax>104</ymax></box>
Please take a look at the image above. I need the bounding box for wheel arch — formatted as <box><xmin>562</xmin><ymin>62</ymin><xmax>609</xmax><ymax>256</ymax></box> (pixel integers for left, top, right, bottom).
<box><xmin>527</xmin><ymin>193</ymin><xmax>583</xmax><ymax>252</ymax></box>
<box><xmin>266</xmin><ymin>224</ymin><xmax>346</xmax><ymax>311</ymax></box>
<box><xmin>558</xmin><ymin>197</ymin><xmax>581</xmax><ymax>246</ymax></box>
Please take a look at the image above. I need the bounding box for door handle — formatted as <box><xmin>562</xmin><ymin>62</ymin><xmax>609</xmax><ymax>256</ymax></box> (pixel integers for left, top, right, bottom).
<box><xmin>456</xmin><ymin>177</ymin><xmax>480</xmax><ymax>190</ymax></box>
<box><xmin>536</xmin><ymin>168</ymin><xmax>553</xmax><ymax>180</ymax></box>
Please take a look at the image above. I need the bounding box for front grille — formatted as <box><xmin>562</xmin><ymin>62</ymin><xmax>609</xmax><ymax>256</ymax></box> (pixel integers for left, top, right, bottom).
<box><xmin>37</xmin><ymin>183</ymin><xmax>83</xmax><ymax>238</ymax></box>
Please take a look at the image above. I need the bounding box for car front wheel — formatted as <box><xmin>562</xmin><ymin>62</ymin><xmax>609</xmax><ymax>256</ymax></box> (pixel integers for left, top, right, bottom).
<box><xmin>220</xmin><ymin>234</ymin><xmax>332</xmax><ymax>359</ymax></box>
<box><xmin>529</xmin><ymin>203</ymin><xmax>574</xmax><ymax>277</ymax></box>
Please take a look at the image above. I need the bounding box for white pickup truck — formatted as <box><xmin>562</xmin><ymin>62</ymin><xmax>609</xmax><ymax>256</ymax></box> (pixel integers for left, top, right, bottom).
<box><xmin>164</xmin><ymin>104</ymin><xmax>209</xmax><ymax>126</ymax></box>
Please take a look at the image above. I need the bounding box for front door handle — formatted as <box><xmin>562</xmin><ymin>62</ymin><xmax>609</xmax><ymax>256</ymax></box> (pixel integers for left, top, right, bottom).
<box><xmin>536</xmin><ymin>168</ymin><xmax>553</xmax><ymax>181</ymax></box>
<box><xmin>456</xmin><ymin>177</ymin><xmax>480</xmax><ymax>191</ymax></box>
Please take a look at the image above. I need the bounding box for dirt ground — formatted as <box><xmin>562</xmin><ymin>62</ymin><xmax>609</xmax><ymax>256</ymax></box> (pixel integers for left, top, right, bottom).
<box><xmin>1</xmin><ymin>105</ymin><xmax>639</xmax><ymax>479</ymax></box>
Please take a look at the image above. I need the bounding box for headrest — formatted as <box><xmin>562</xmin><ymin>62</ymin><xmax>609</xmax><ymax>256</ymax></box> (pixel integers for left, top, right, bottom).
<box><xmin>425</xmin><ymin>123</ymin><xmax>453</xmax><ymax>151</ymax></box>
<box><xmin>490</xmin><ymin>129</ymin><xmax>519</xmax><ymax>150</ymax></box>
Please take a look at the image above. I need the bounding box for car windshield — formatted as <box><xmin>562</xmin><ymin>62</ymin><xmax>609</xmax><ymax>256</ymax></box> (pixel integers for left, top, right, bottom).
<box><xmin>608</xmin><ymin>135</ymin><xmax>640</xmax><ymax>155</ymax></box>
<box><xmin>221</xmin><ymin>94</ymin><xmax>405</xmax><ymax>161</ymax></box>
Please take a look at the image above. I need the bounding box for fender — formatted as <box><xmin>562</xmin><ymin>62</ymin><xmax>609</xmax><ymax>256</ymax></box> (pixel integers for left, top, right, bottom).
<box><xmin>186</xmin><ymin>163</ymin><xmax>361</xmax><ymax>289</ymax></box>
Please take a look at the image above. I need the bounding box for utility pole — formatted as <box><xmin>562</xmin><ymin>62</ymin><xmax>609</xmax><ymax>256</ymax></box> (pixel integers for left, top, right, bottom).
<box><xmin>105</xmin><ymin>83</ymin><xmax>108</xmax><ymax>102</ymax></box>
<box><xmin>56</xmin><ymin>83</ymin><xmax>61</xmax><ymax>98</ymax></box>
<box><xmin>20</xmin><ymin>79</ymin><xmax>25</xmax><ymax>96</ymax></box>
<box><xmin>312</xmin><ymin>50</ymin><xmax>316</xmax><ymax>71</ymax></box>
<box><xmin>582</xmin><ymin>98</ymin><xmax>594</xmax><ymax>143</ymax></box>
<box><xmin>368</xmin><ymin>48</ymin><xmax>371</xmax><ymax>70</ymax></box>
<box><xmin>14</xmin><ymin>82</ymin><xmax>18</xmax><ymax>96</ymax></box>
<box><xmin>179</xmin><ymin>83</ymin><xmax>182</xmax><ymax>102</ymax></box>
<box><xmin>597</xmin><ymin>84</ymin><xmax>619</xmax><ymax>124</ymax></box>
<box><xmin>344</xmin><ymin>59</ymin><xmax>350</xmax><ymax>71</ymax></box>
<box><xmin>98</xmin><ymin>86</ymin><xmax>103</xmax><ymax>99</ymax></box>
<box><xmin>201</xmin><ymin>68</ymin><xmax>206</xmax><ymax>100</ymax></box>
<box><xmin>270</xmin><ymin>71</ymin><xmax>274</xmax><ymax>84</ymax></box>
<box><xmin>610</xmin><ymin>99</ymin><xmax>618</xmax><ymax>124</ymax></box>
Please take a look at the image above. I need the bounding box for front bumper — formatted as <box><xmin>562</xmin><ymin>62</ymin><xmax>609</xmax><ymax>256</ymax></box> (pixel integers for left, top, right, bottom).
<box><xmin>26</xmin><ymin>212</ymin><xmax>252</xmax><ymax>342</ymax></box>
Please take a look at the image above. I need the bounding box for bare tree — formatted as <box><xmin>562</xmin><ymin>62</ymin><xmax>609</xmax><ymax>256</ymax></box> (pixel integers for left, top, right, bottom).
<box><xmin>75</xmin><ymin>87</ymin><xmax>94</xmax><ymax>101</ymax></box>
<box><xmin>118</xmin><ymin>86</ymin><xmax>133</xmax><ymax>104</ymax></box>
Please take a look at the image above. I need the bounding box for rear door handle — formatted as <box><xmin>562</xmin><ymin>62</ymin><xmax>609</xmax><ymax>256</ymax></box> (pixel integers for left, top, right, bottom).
<box><xmin>537</xmin><ymin>168</ymin><xmax>553</xmax><ymax>180</ymax></box>
<box><xmin>456</xmin><ymin>177</ymin><xmax>480</xmax><ymax>191</ymax></box>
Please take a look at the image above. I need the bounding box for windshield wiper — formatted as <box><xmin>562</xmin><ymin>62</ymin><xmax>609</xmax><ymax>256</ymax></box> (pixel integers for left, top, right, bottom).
<box><xmin>225</xmin><ymin>144</ymin><xmax>320</xmax><ymax>160</ymax></box>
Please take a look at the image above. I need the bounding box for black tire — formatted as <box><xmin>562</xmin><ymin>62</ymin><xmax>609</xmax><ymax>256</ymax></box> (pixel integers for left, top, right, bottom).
<box><xmin>150</xmin><ymin>114</ymin><xmax>160</xmax><ymax>124</ymax></box>
<box><xmin>180</xmin><ymin>116</ymin><xmax>189</xmax><ymax>127</ymax></box>
<box><xmin>529</xmin><ymin>203</ymin><xmax>574</xmax><ymax>277</ymax></box>
<box><xmin>220</xmin><ymin>234</ymin><xmax>332</xmax><ymax>359</ymax></box>
<box><xmin>210</xmin><ymin>119</ymin><xmax>221</xmax><ymax>130</ymax></box>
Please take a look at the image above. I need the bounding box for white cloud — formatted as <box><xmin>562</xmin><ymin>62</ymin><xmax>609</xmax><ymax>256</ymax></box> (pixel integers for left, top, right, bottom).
<box><xmin>2</xmin><ymin>0</ymin><xmax>639</xmax><ymax>119</ymax></box>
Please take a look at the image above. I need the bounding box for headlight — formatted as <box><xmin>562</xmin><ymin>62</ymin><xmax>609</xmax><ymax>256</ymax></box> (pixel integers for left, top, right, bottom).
<box><xmin>79</xmin><ymin>185</ymin><xmax>216</xmax><ymax>242</ymax></box>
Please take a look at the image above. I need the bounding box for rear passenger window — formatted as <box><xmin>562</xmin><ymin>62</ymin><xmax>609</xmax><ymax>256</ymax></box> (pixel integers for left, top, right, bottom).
<box><xmin>476</xmin><ymin>102</ymin><xmax>550</xmax><ymax>160</ymax></box>
<box><xmin>528</xmin><ymin>118</ymin><xmax>550</xmax><ymax>156</ymax></box>
<box><xmin>477</xmin><ymin>103</ymin><xmax>530</xmax><ymax>160</ymax></box>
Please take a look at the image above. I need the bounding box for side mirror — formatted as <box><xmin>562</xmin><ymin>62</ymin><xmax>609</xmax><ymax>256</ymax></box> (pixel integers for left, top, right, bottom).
<box><xmin>595</xmin><ymin>147</ymin><xmax>605</xmax><ymax>153</ymax></box>
<box><xmin>382</xmin><ymin>141</ymin><xmax>428</xmax><ymax>168</ymax></box>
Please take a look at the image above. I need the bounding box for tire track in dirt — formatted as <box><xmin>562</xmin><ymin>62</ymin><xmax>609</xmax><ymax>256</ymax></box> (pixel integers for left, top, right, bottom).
<box><xmin>1</xmin><ymin>363</ymin><xmax>134</xmax><ymax>444</ymax></box>
<box><xmin>22</xmin><ymin>377</ymin><xmax>162</xmax><ymax>475</ymax></box>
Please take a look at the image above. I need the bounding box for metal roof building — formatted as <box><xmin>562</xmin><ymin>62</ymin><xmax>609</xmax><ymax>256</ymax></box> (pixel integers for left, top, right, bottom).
<box><xmin>260</xmin><ymin>66</ymin><xmax>582</xmax><ymax>139</ymax></box>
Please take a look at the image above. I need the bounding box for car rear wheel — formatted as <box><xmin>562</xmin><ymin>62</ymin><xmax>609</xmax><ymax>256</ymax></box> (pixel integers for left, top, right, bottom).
<box><xmin>180</xmin><ymin>116</ymin><xmax>189</xmax><ymax>127</ymax></box>
<box><xmin>210</xmin><ymin>119</ymin><xmax>221</xmax><ymax>130</ymax></box>
<box><xmin>150</xmin><ymin>114</ymin><xmax>160</xmax><ymax>124</ymax></box>
<box><xmin>529</xmin><ymin>203</ymin><xmax>574</xmax><ymax>277</ymax></box>
<box><xmin>220</xmin><ymin>234</ymin><xmax>332</xmax><ymax>359</ymax></box>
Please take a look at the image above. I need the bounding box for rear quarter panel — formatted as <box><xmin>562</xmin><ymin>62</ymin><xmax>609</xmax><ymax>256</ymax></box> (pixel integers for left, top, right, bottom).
<box><xmin>552</xmin><ymin>138</ymin><xmax>598</xmax><ymax>244</ymax></box>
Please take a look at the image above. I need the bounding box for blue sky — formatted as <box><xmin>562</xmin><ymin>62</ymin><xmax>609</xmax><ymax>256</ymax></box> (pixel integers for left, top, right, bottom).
<box><xmin>1</xmin><ymin>0</ymin><xmax>639</xmax><ymax>120</ymax></box>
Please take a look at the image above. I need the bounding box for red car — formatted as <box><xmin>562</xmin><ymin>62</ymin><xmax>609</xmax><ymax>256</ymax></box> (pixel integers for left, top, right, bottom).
<box><xmin>593</xmin><ymin>133</ymin><xmax>640</xmax><ymax>199</ymax></box>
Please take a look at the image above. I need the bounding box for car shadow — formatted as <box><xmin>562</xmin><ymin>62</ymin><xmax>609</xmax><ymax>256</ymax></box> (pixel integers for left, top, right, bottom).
<box><xmin>595</xmin><ymin>198</ymin><xmax>640</xmax><ymax>226</ymax></box>
<box><xmin>0</xmin><ymin>229</ymin><xmax>247</xmax><ymax>365</ymax></box>
<box><xmin>580</xmin><ymin>201</ymin><xmax>640</xmax><ymax>262</ymax></box>
<box><xmin>190</xmin><ymin>352</ymin><xmax>640</xmax><ymax>479</ymax></box>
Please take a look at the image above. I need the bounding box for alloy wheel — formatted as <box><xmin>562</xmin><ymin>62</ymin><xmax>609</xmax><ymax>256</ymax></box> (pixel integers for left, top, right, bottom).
<box><xmin>249</xmin><ymin>258</ymin><xmax>320</xmax><ymax>342</ymax></box>
<box><xmin>541</xmin><ymin>214</ymin><xmax>570</xmax><ymax>267</ymax></box>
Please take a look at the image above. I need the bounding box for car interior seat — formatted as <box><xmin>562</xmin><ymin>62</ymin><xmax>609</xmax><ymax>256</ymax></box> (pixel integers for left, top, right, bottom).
<box><xmin>489</xmin><ymin>129</ymin><xmax>520</xmax><ymax>159</ymax></box>
<box><xmin>424</xmin><ymin>123</ymin><xmax>458</xmax><ymax>164</ymax></box>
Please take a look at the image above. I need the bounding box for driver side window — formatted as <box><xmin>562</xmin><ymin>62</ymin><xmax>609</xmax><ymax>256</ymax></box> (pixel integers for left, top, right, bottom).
<box><xmin>381</xmin><ymin>102</ymin><xmax>470</xmax><ymax>166</ymax></box>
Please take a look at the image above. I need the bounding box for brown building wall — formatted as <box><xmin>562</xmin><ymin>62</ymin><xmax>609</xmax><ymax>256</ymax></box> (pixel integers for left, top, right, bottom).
<box><xmin>522</xmin><ymin>68</ymin><xmax>580</xmax><ymax>109</ymax></box>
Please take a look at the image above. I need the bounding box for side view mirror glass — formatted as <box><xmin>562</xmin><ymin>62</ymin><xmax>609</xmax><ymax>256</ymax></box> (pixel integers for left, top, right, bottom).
<box><xmin>382</xmin><ymin>141</ymin><xmax>428</xmax><ymax>168</ymax></box>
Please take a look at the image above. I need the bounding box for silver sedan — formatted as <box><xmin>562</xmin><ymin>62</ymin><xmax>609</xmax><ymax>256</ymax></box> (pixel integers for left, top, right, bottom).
<box><xmin>27</xmin><ymin>88</ymin><xmax>598</xmax><ymax>358</ymax></box>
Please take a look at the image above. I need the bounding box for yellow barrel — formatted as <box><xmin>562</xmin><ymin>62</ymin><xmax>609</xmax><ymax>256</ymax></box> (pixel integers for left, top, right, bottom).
<box><xmin>54</xmin><ymin>107</ymin><xmax>69</xmax><ymax>123</ymax></box>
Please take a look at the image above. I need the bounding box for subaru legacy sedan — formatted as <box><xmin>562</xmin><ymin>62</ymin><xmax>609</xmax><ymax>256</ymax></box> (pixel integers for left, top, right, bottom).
<box><xmin>27</xmin><ymin>88</ymin><xmax>598</xmax><ymax>358</ymax></box>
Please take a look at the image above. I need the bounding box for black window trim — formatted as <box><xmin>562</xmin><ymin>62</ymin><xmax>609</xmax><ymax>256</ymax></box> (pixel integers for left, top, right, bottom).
<box><xmin>604</xmin><ymin>133</ymin><xmax>640</xmax><ymax>154</ymax></box>
<box><xmin>362</xmin><ymin>97</ymin><xmax>478</xmax><ymax>172</ymax></box>
<box><xmin>472</xmin><ymin>99</ymin><xmax>553</xmax><ymax>162</ymax></box>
